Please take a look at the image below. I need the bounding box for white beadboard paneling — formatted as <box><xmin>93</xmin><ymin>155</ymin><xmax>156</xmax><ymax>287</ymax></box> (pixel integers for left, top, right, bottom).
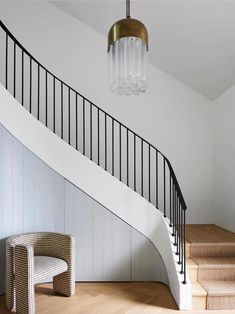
<box><xmin>120</xmin><ymin>221</ymin><xmax>131</xmax><ymax>280</ymax></box>
<box><xmin>0</xmin><ymin>123</ymin><xmax>167</xmax><ymax>294</ymax></box>
<box><xmin>2</xmin><ymin>128</ymin><xmax>13</xmax><ymax>238</ymax></box>
<box><xmin>34</xmin><ymin>157</ymin><xmax>47</xmax><ymax>231</ymax></box>
<box><xmin>51</xmin><ymin>174</ymin><xmax>65</xmax><ymax>233</ymax></box>
<box><xmin>23</xmin><ymin>149</ymin><xmax>35</xmax><ymax>233</ymax></box>
<box><xmin>0</xmin><ymin>125</ymin><xmax>3</xmax><ymax>239</ymax></box>
<box><xmin>0</xmin><ymin>122</ymin><xmax>4</xmax><ymax>294</ymax></box>
<box><xmin>12</xmin><ymin>138</ymin><xmax>24</xmax><ymax>234</ymax></box>
<box><xmin>92</xmin><ymin>197</ymin><xmax>103</xmax><ymax>281</ymax></box>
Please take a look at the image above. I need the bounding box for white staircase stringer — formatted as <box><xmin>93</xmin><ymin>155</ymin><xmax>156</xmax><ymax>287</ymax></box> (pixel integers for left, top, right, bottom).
<box><xmin>0</xmin><ymin>83</ymin><xmax>191</xmax><ymax>310</ymax></box>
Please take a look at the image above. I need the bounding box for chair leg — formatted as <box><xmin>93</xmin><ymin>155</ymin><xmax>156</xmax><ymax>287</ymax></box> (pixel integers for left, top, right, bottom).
<box><xmin>15</xmin><ymin>244</ymin><xmax>35</xmax><ymax>314</ymax></box>
<box><xmin>53</xmin><ymin>271</ymin><xmax>75</xmax><ymax>297</ymax></box>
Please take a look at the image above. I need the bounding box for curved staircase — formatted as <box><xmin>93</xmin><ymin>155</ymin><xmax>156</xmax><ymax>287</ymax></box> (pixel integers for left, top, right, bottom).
<box><xmin>0</xmin><ymin>20</ymin><xmax>191</xmax><ymax>309</ymax></box>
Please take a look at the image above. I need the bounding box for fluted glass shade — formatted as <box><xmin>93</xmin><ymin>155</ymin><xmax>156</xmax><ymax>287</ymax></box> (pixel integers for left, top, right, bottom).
<box><xmin>108</xmin><ymin>37</ymin><xmax>147</xmax><ymax>96</ymax></box>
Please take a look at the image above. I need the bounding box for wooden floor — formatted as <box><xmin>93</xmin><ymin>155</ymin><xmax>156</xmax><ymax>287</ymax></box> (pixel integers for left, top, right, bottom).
<box><xmin>0</xmin><ymin>282</ymin><xmax>234</xmax><ymax>314</ymax></box>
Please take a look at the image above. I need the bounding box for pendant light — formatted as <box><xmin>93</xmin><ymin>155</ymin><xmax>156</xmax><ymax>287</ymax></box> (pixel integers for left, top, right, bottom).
<box><xmin>108</xmin><ymin>0</ymin><xmax>148</xmax><ymax>96</ymax></box>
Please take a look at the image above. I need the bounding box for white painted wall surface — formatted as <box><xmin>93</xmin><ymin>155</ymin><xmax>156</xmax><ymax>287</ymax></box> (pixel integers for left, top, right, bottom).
<box><xmin>0</xmin><ymin>84</ymin><xmax>191</xmax><ymax>309</ymax></box>
<box><xmin>214</xmin><ymin>84</ymin><xmax>235</xmax><ymax>232</ymax></box>
<box><xmin>0</xmin><ymin>124</ymin><xmax>168</xmax><ymax>295</ymax></box>
<box><xmin>0</xmin><ymin>1</ymin><xmax>214</xmax><ymax>224</ymax></box>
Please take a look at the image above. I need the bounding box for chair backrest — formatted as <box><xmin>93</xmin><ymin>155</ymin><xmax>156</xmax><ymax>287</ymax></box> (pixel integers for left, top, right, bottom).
<box><xmin>6</xmin><ymin>232</ymin><xmax>72</xmax><ymax>259</ymax></box>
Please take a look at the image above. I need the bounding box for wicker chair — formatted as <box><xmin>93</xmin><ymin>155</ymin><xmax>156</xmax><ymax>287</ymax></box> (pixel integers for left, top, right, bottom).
<box><xmin>6</xmin><ymin>232</ymin><xmax>75</xmax><ymax>314</ymax></box>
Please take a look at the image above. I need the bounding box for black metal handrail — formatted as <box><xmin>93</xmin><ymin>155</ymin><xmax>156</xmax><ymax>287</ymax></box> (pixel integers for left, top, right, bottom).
<box><xmin>0</xmin><ymin>20</ymin><xmax>187</xmax><ymax>283</ymax></box>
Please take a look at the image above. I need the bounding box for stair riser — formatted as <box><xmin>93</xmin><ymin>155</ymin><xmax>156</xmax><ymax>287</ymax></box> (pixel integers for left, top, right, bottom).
<box><xmin>198</xmin><ymin>268</ymin><xmax>235</xmax><ymax>281</ymax></box>
<box><xmin>192</xmin><ymin>296</ymin><xmax>207</xmax><ymax>310</ymax></box>
<box><xmin>188</xmin><ymin>268</ymin><xmax>198</xmax><ymax>283</ymax></box>
<box><xmin>207</xmin><ymin>296</ymin><xmax>235</xmax><ymax>310</ymax></box>
<box><xmin>186</xmin><ymin>244</ymin><xmax>191</xmax><ymax>259</ymax></box>
<box><xmin>191</xmin><ymin>246</ymin><xmax>235</xmax><ymax>258</ymax></box>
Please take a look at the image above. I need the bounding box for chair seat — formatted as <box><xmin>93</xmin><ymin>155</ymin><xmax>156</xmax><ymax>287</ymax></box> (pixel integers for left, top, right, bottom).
<box><xmin>34</xmin><ymin>256</ymin><xmax>68</xmax><ymax>284</ymax></box>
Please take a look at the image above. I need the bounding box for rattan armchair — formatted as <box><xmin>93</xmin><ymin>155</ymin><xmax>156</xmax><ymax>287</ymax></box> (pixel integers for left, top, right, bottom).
<box><xmin>6</xmin><ymin>232</ymin><xmax>75</xmax><ymax>314</ymax></box>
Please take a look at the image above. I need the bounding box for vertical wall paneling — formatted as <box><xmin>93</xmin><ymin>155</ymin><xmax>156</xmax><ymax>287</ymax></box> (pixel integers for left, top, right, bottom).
<box><xmin>2</xmin><ymin>128</ymin><xmax>13</xmax><ymax>238</ymax></box>
<box><xmin>23</xmin><ymin>149</ymin><xmax>35</xmax><ymax>233</ymax></box>
<box><xmin>12</xmin><ymin>138</ymin><xmax>24</xmax><ymax>234</ymax></box>
<box><xmin>0</xmin><ymin>126</ymin><xmax>5</xmax><ymax>295</ymax></box>
<box><xmin>0</xmin><ymin>123</ymin><xmax>168</xmax><ymax>295</ymax></box>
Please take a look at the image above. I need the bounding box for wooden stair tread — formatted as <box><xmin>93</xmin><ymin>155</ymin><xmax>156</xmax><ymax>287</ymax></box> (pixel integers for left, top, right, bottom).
<box><xmin>186</xmin><ymin>224</ymin><xmax>235</xmax><ymax>245</ymax></box>
<box><xmin>193</xmin><ymin>257</ymin><xmax>235</xmax><ymax>268</ymax></box>
<box><xmin>191</xmin><ymin>283</ymin><xmax>207</xmax><ymax>296</ymax></box>
<box><xmin>200</xmin><ymin>280</ymin><xmax>235</xmax><ymax>297</ymax></box>
<box><xmin>186</xmin><ymin>259</ymin><xmax>198</xmax><ymax>269</ymax></box>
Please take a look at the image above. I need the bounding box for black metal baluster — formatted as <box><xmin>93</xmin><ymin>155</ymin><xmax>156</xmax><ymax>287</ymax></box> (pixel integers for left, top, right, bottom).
<box><xmin>172</xmin><ymin>185</ymin><xmax>175</xmax><ymax>237</ymax></box>
<box><xmin>29</xmin><ymin>58</ymin><xmax>32</xmax><ymax>113</ymax></box>
<box><xmin>141</xmin><ymin>139</ymin><xmax>144</xmax><ymax>196</ymax></box>
<box><xmin>45</xmin><ymin>71</ymin><xmax>48</xmax><ymax>127</ymax></box>
<box><xmin>97</xmin><ymin>108</ymin><xmax>100</xmax><ymax>165</ymax></box>
<box><xmin>178</xmin><ymin>202</ymin><xmax>181</xmax><ymax>264</ymax></box>
<box><xmin>134</xmin><ymin>134</ymin><xmax>136</xmax><ymax>191</ymax></box>
<box><xmin>22</xmin><ymin>51</ymin><xmax>24</xmax><ymax>106</ymax></box>
<box><xmin>181</xmin><ymin>207</ymin><xmax>184</xmax><ymax>270</ymax></box>
<box><xmin>13</xmin><ymin>42</ymin><xmax>16</xmax><ymax>97</ymax></box>
<box><xmin>112</xmin><ymin>119</ymin><xmax>114</xmax><ymax>175</ymax></box>
<box><xmin>5</xmin><ymin>34</ymin><xmax>8</xmax><ymax>89</ymax></box>
<box><xmin>169</xmin><ymin>175</ymin><xmax>172</xmax><ymax>227</ymax></box>
<box><xmin>105</xmin><ymin>113</ymin><xmax>107</xmax><ymax>170</ymax></box>
<box><xmin>148</xmin><ymin>144</ymin><xmax>151</xmax><ymax>202</ymax></box>
<box><xmin>176</xmin><ymin>195</ymin><xmax>179</xmax><ymax>252</ymax></box>
<box><xmin>37</xmin><ymin>64</ymin><xmax>40</xmax><ymax>119</ymax></box>
<box><xmin>90</xmin><ymin>102</ymin><xmax>92</xmax><ymax>160</ymax></box>
<box><xmin>83</xmin><ymin>98</ymin><xmax>85</xmax><ymax>155</ymax></box>
<box><xmin>127</xmin><ymin>129</ymin><xmax>129</xmax><ymax>186</ymax></box>
<box><xmin>119</xmin><ymin>124</ymin><xmax>122</xmax><ymax>181</ymax></box>
<box><xmin>183</xmin><ymin>209</ymin><xmax>186</xmax><ymax>284</ymax></box>
<box><xmin>61</xmin><ymin>82</ymin><xmax>63</xmax><ymax>139</ymax></box>
<box><xmin>174</xmin><ymin>192</ymin><xmax>178</xmax><ymax>247</ymax></box>
<box><xmin>68</xmin><ymin>87</ymin><xmax>71</xmax><ymax>145</ymax></box>
<box><xmin>156</xmin><ymin>150</ymin><xmax>158</xmax><ymax>208</ymax></box>
<box><xmin>163</xmin><ymin>157</ymin><xmax>166</xmax><ymax>217</ymax></box>
<box><xmin>53</xmin><ymin>76</ymin><xmax>55</xmax><ymax>133</ymax></box>
<box><xmin>75</xmin><ymin>93</ymin><xmax>78</xmax><ymax>150</ymax></box>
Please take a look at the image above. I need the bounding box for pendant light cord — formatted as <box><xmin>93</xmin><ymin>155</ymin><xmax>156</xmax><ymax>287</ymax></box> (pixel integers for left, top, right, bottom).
<box><xmin>126</xmin><ymin>0</ymin><xmax>130</xmax><ymax>18</ymax></box>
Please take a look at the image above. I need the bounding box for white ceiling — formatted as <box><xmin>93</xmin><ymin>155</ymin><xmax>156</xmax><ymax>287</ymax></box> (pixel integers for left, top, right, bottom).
<box><xmin>51</xmin><ymin>0</ymin><xmax>235</xmax><ymax>100</ymax></box>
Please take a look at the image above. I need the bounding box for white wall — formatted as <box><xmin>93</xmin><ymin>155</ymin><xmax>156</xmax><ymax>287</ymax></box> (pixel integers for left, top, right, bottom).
<box><xmin>0</xmin><ymin>0</ymin><xmax>214</xmax><ymax>223</ymax></box>
<box><xmin>0</xmin><ymin>83</ymin><xmax>191</xmax><ymax>309</ymax></box>
<box><xmin>214</xmin><ymin>84</ymin><xmax>235</xmax><ymax>232</ymax></box>
<box><xmin>0</xmin><ymin>122</ymin><xmax>168</xmax><ymax>295</ymax></box>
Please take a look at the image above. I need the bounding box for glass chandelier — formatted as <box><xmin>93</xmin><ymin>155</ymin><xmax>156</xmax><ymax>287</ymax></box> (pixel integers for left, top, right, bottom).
<box><xmin>108</xmin><ymin>0</ymin><xmax>148</xmax><ymax>96</ymax></box>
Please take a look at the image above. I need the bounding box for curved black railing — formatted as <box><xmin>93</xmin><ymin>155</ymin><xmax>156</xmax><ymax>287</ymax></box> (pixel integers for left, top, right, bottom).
<box><xmin>0</xmin><ymin>20</ymin><xmax>187</xmax><ymax>283</ymax></box>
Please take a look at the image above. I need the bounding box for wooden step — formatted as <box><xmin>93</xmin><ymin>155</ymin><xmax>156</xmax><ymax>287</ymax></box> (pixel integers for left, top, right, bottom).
<box><xmin>186</xmin><ymin>259</ymin><xmax>198</xmax><ymax>283</ymax></box>
<box><xmin>186</xmin><ymin>241</ymin><xmax>191</xmax><ymax>258</ymax></box>
<box><xmin>191</xmin><ymin>283</ymin><xmax>207</xmax><ymax>310</ymax></box>
<box><xmin>194</xmin><ymin>257</ymin><xmax>235</xmax><ymax>281</ymax></box>
<box><xmin>200</xmin><ymin>280</ymin><xmax>235</xmax><ymax>310</ymax></box>
<box><xmin>186</xmin><ymin>225</ymin><xmax>235</xmax><ymax>310</ymax></box>
<box><xmin>186</xmin><ymin>224</ymin><xmax>235</xmax><ymax>257</ymax></box>
<box><xmin>191</xmin><ymin>244</ymin><xmax>235</xmax><ymax>258</ymax></box>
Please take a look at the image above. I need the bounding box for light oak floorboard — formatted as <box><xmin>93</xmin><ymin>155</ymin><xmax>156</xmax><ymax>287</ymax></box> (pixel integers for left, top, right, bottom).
<box><xmin>0</xmin><ymin>282</ymin><xmax>235</xmax><ymax>313</ymax></box>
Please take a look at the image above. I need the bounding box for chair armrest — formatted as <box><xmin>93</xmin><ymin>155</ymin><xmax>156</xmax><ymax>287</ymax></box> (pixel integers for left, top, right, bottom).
<box><xmin>15</xmin><ymin>244</ymin><xmax>34</xmax><ymax>284</ymax></box>
<box><xmin>15</xmin><ymin>244</ymin><xmax>35</xmax><ymax>314</ymax></box>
